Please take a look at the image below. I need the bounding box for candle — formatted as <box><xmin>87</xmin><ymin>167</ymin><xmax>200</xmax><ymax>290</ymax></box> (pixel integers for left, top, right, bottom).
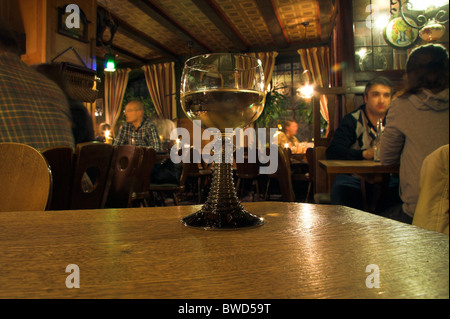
<box><xmin>284</xmin><ymin>143</ymin><xmax>289</xmax><ymax>149</ymax></box>
<box><xmin>104</xmin><ymin>130</ymin><xmax>112</xmax><ymax>144</ymax></box>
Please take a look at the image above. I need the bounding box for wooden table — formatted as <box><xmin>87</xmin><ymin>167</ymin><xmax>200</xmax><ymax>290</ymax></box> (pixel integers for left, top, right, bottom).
<box><xmin>0</xmin><ymin>202</ymin><xmax>447</xmax><ymax>299</ymax></box>
<box><xmin>318</xmin><ymin>160</ymin><xmax>399</xmax><ymax>175</ymax></box>
<box><xmin>318</xmin><ymin>160</ymin><xmax>400</xmax><ymax>212</ymax></box>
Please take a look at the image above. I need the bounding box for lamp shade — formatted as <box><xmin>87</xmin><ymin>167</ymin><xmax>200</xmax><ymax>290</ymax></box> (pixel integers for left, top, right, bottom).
<box><xmin>104</xmin><ymin>53</ymin><xmax>116</xmax><ymax>72</ymax></box>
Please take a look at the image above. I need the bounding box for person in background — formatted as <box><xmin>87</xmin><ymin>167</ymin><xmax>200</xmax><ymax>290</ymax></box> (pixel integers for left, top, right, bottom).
<box><xmin>113</xmin><ymin>100</ymin><xmax>162</xmax><ymax>151</ymax></box>
<box><xmin>0</xmin><ymin>18</ymin><xmax>74</xmax><ymax>150</ymax></box>
<box><xmin>114</xmin><ymin>100</ymin><xmax>180</xmax><ymax>188</ymax></box>
<box><xmin>153</xmin><ymin>118</ymin><xmax>177</xmax><ymax>151</ymax></box>
<box><xmin>277</xmin><ymin>119</ymin><xmax>299</xmax><ymax>148</ymax></box>
<box><xmin>380</xmin><ymin>44</ymin><xmax>449</xmax><ymax>224</ymax></box>
<box><xmin>326</xmin><ymin>76</ymin><xmax>399</xmax><ymax>211</ymax></box>
<box><xmin>33</xmin><ymin>63</ymin><xmax>95</xmax><ymax>145</ymax></box>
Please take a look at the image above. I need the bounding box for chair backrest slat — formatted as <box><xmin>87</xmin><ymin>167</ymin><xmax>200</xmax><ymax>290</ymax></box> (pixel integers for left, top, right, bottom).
<box><xmin>41</xmin><ymin>145</ymin><xmax>74</xmax><ymax>210</ymax></box>
<box><xmin>105</xmin><ymin>145</ymin><xmax>144</xmax><ymax>208</ymax></box>
<box><xmin>0</xmin><ymin>142</ymin><xmax>52</xmax><ymax>212</ymax></box>
<box><xmin>69</xmin><ymin>142</ymin><xmax>115</xmax><ymax>209</ymax></box>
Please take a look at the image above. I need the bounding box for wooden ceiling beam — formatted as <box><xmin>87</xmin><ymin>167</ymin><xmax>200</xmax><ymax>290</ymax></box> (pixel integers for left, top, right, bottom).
<box><xmin>126</xmin><ymin>0</ymin><xmax>210</xmax><ymax>52</ymax></box>
<box><xmin>191</xmin><ymin>0</ymin><xmax>248</xmax><ymax>51</ymax></box>
<box><xmin>115</xmin><ymin>25</ymin><xmax>178</xmax><ymax>61</ymax></box>
<box><xmin>318</xmin><ymin>0</ymin><xmax>336</xmax><ymax>41</ymax></box>
<box><xmin>254</xmin><ymin>0</ymin><xmax>289</xmax><ymax>49</ymax></box>
<box><xmin>98</xmin><ymin>6</ymin><xmax>179</xmax><ymax>61</ymax></box>
<box><xmin>111</xmin><ymin>45</ymin><xmax>149</xmax><ymax>64</ymax></box>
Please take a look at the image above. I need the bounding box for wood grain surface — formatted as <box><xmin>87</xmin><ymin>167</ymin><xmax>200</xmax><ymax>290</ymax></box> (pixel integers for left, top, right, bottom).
<box><xmin>0</xmin><ymin>202</ymin><xmax>447</xmax><ymax>299</ymax></box>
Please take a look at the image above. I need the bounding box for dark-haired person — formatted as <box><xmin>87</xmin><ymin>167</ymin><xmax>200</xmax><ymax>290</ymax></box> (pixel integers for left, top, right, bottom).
<box><xmin>33</xmin><ymin>63</ymin><xmax>95</xmax><ymax>145</ymax></box>
<box><xmin>380</xmin><ymin>44</ymin><xmax>449</xmax><ymax>224</ymax></box>
<box><xmin>326</xmin><ymin>76</ymin><xmax>400</xmax><ymax>211</ymax></box>
<box><xmin>0</xmin><ymin>18</ymin><xmax>74</xmax><ymax>150</ymax></box>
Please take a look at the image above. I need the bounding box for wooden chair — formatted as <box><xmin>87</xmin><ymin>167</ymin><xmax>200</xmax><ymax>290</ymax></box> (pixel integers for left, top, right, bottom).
<box><xmin>0</xmin><ymin>142</ymin><xmax>52</xmax><ymax>212</ymax></box>
<box><xmin>313</xmin><ymin>146</ymin><xmax>331</xmax><ymax>204</ymax></box>
<box><xmin>41</xmin><ymin>145</ymin><xmax>74</xmax><ymax>210</ymax></box>
<box><xmin>304</xmin><ymin>147</ymin><xmax>314</xmax><ymax>203</ymax></box>
<box><xmin>413</xmin><ymin>144</ymin><xmax>449</xmax><ymax>235</ymax></box>
<box><xmin>131</xmin><ymin>147</ymin><xmax>157</xmax><ymax>207</ymax></box>
<box><xmin>235</xmin><ymin>147</ymin><xmax>261</xmax><ymax>201</ymax></box>
<box><xmin>105</xmin><ymin>145</ymin><xmax>144</xmax><ymax>208</ymax></box>
<box><xmin>69</xmin><ymin>142</ymin><xmax>116</xmax><ymax>209</ymax></box>
<box><xmin>263</xmin><ymin>146</ymin><xmax>295</xmax><ymax>202</ymax></box>
<box><xmin>185</xmin><ymin>148</ymin><xmax>213</xmax><ymax>204</ymax></box>
<box><xmin>149</xmin><ymin>148</ymin><xmax>195</xmax><ymax>206</ymax></box>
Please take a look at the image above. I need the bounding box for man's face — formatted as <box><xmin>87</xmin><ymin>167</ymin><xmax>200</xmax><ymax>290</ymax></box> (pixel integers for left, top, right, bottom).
<box><xmin>124</xmin><ymin>103</ymin><xmax>143</xmax><ymax>124</ymax></box>
<box><xmin>364</xmin><ymin>84</ymin><xmax>392</xmax><ymax>118</ymax></box>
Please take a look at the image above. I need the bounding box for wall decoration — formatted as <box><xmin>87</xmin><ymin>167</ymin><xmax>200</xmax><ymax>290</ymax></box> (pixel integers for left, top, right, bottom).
<box><xmin>57</xmin><ymin>4</ymin><xmax>90</xmax><ymax>43</ymax></box>
<box><xmin>359</xmin><ymin>50</ymin><xmax>388</xmax><ymax>71</ymax></box>
<box><xmin>383</xmin><ymin>15</ymin><xmax>419</xmax><ymax>49</ymax></box>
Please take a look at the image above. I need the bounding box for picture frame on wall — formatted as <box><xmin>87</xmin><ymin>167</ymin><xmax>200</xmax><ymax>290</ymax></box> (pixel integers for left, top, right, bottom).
<box><xmin>57</xmin><ymin>4</ymin><xmax>90</xmax><ymax>43</ymax></box>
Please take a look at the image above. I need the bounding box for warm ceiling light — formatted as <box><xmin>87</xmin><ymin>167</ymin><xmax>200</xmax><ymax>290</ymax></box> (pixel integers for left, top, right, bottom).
<box><xmin>297</xmin><ymin>84</ymin><xmax>314</xmax><ymax>100</ymax></box>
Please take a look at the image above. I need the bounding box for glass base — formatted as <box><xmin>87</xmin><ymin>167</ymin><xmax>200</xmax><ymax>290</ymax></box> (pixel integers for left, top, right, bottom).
<box><xmin>181</xmin><ymin>205</ymin><xmax>264</xmax><ymax>230</ymax></box>
<box><xmin>181</xmin><ymin>134</ymin><xmax>264</xmax><ymax>230</ymax></box>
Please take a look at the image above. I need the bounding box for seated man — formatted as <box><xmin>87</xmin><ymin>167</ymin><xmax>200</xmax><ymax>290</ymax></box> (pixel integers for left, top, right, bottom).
<box><xmin>326</xmin><ymin>76</ymin><xmax>400</xmax><ymax>211</ymax></box>
<box><xmin>114</xmin><ymin>100</ymin><xmax>181</xmax><ymax>185</ymax></box>
<box><xmin>114</xmin><ymin>100</ymin><xmax>162</xmax><ymax>150</ymax></box>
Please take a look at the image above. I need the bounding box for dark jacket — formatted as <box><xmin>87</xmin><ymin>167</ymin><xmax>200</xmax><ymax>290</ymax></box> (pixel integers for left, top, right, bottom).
<box><xmin>326</xmin><ymin>104</ymin><xmax>380</xmax><ymax>160</ymax></box>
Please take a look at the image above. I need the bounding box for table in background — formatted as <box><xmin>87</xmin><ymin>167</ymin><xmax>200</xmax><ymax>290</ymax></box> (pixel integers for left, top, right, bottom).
<box><xmin>0</xmin><ymin>202</ymin><xmax>447</xmax><ymax>299</ymax></box>
<box><xmin>319</xmin><ymin>160</ymin><xmax>400</xmax><ymax>212</ymax></box>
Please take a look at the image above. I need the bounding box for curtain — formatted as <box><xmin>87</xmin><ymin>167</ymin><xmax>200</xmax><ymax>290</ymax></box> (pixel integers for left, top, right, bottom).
<box><xmin>245</xmin><ymin>51</ymin><xmax>278</xmax><ymax>91</ymax></box>
<box><xmin>142</xmin><ymin>62</ymin><xmax>177</xmax><ymax>120</ymax></box>
<box><xmin>298</xmin><ymin>47</ymin><xmax>331</xmax><ymax>136</ymax></box>
<box><xmin>104</xmin><ymin>68</ymin><xmax>131</xmax><ymax>133</ymax></box>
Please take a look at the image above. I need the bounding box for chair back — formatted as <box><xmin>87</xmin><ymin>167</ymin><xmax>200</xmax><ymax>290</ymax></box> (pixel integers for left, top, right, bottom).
<box><xmin>305</xmin><ymin>147</ymin><xmax>314</xmax><ymax>182</ymax></box>
<box><xmin>235</xmin><ymin>147</ymin><xmax>260</xmax><ymax>178</ymax></box>
<box><xmin>41</xmin><ymin>145</ymin><xmax>74</xmax><ymax>210</ymax></box>
<box><xmin>105</xmin><ymin>145</ymin><xmax>144</xmax><ymax>208</ymax></box>
<box><xmin>276</xmin><ymin>146</ymin><xmax>295</xmax><ymax>202</ymax></box>
<box><xmin>69</xmin><ymin>142</ymin><xmax>115</xmax><ymax>209</ymax></box>
<box><xmin>0</xmin><ymin>142</ymin><xmax>52</xmax><ymax>212</ymax></box>
<box><xmin>413</xmin><ymin>144</ymin><xmax>449</xmax><ymax>235</ymax></box>
<box><xmin>132</xmin><ymin>147</ymin><xmax>157</xmax><ymax>205</ymax></box>
<box><xmin>183</xmin><ymin>147</ymin><xmax>202</xmax><ymax>177</ymax></box>
<box><xmin>180</xmin><ymin>147</ymin><xmax>202</xmax><ymax>187</ymax></box>
<box><xmin>314</xmin><ymin>146</ymin><xmax>328</xmax><ymax>194</ymax></box>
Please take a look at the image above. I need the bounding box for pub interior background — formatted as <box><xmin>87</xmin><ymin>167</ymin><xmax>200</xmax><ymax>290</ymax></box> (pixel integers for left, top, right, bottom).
<box><xmin>1</xmin><ymin>0</ymin><xmax>449</xmax><ymax>200</ymax></box>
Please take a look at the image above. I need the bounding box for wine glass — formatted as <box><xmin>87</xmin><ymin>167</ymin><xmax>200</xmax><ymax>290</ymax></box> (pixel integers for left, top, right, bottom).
<box><xmin>180</xmin><ymin>53</ymin><xmax>266</xmax><ymax>230</ymax></box>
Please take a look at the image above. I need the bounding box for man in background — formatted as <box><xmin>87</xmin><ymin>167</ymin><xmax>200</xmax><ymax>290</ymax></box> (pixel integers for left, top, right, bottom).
<box><xmin>326</xmin><ymin>76</ymin><xmax>400</xmax><ymax>212</ymax></box>
<box><xmin>113</xmin><ymin>100</ymin><xmax>162</xmax><ymax>151</ymax></box>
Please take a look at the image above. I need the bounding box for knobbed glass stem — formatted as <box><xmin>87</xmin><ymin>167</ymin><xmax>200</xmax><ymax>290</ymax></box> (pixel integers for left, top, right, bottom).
<box><xmin>181</xmin><ymin>133</ymin><xmax>264</xmax><ymax>230</ymax></box>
